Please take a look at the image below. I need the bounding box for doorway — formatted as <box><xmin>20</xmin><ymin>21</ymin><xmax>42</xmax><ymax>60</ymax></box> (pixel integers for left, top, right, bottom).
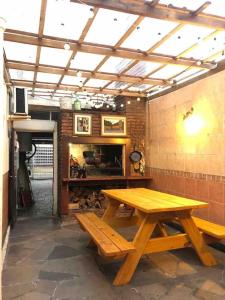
<box><xmin>11</xmin><ymin>120</ymin><xmax>58</xmax><ymax>223</ymax></box>
<box><xmin>17</xmin><ymin>132</ymin><xmax>53</xmax><ymax>217</ymax></box>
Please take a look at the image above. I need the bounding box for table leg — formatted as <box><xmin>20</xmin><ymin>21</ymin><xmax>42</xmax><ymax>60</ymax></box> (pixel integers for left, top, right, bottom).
<box><xmin>113</xmin><ymin>213</ymin><xmax>156</xmax><ymax>286</ymax></box>
<box><xmin>102</xmin><ymin>197</ymin><xmax>120</xmax><ymax>223</ymax></box>
<box><xmin>179</xmin><ymin>211</ymin><xmax>216</xmax><ymax>266</ymax></box>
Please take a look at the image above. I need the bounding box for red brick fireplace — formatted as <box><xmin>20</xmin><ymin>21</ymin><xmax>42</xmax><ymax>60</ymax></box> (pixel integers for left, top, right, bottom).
<box><xmin>58</xmin><ymin>97</ymin><xmax>150</xmax><ymax>215</ymax></box>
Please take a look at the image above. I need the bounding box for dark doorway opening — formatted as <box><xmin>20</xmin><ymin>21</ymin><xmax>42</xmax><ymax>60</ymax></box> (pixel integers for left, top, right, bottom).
<box><xmin>16</xmin><ymin>132</ymin><xmax>54</xmax><ymax>218</ymax></box>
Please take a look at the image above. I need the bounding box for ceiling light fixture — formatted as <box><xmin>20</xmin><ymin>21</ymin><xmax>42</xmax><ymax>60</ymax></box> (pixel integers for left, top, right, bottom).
<box><xmin>77</xmin><ymin>71</ymin><xmax>82</xmax><ymax>78</ymax></box>
<box><xmin>64</xmin><ymin>43</ymin><xmax>70</xmax><ymax>50</ymax></box>
<box><xmin>196</xmin><ymin>60</ymin><xmax>202</xmax><ymax>66</ymax></box>
<box><xmin>88</xmin><ymin>7</ymin><xmax>94</xmax><ymax>18</ymax></box>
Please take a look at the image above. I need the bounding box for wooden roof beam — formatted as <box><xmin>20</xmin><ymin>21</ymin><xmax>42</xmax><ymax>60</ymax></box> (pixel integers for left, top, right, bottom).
<box><xmin>53</xmin><ymin>7</ymin><xmax>99</xmax><ymax>96</ymax></box>
<box><xmin>32</xmin><ymin>0</ymin><xmax>47</xmax><ymax>95</ymax></box>
<box><xmin>6</xmin><ymin>60</ymin><xmax>163</xmax><ymax>85</ymax></box>
<box><xmin>4</xmin><ymin>31</ymin><xmax>213</xmax><ymax>68</ymax></box>
<box><xmin>70</xmin><ymin>0</ymin><xmax>225</xmax><ymax>30</ymax></box>
<box><xmin>191</xmin><ymin>1</ymin><xmax>211</xmax><ymax>17</ymax></box>
<box><xmin>11</xmin><ymin>80</ymin><xmax>146</xmax><ymax>97</ymax></box>
<box><xmin>146</xmin><ymin>0</ymin><xmax>160</xmax><ymax>7</ymax></box>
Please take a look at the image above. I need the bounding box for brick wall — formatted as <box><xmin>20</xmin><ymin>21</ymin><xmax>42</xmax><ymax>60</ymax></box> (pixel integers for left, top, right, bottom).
<box><xmin>58</xmin><ymin>96</ymin><xmax>146</xmax><ymax>214</ymax></box>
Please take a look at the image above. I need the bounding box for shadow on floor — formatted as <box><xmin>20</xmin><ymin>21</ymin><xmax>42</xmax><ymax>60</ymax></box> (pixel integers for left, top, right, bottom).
<box><xmin>17</xmin><ymin>179</ymin><xmax>53</xmax><ymax>218</ymax></box>
<box><xmin>2</xmin><ymin>216</ymin><xmax>225</xmax><ymax>300</ymax></box>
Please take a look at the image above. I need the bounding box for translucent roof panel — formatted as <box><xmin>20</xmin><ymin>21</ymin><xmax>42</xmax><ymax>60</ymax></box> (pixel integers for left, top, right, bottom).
<box><xmin>204</xmin><ymin>0</ymin><xmax>225</xmax><ymax>18</ymax></box>
<box><xmin>159</xmin><ymin>0</ymin><xmax>207</xmax><ymax>11</ymax></box>
<box><xmin>150</xmin><ymin>65</ymin><xmax>187</xmax><ymax>79</ymax></box>
<box><xmin>40</xmin><ymin>47</ymin><xmax>72</xmax><ymax>67</ymax></box>
<box><xmin>182</xmin><ymin>31</ymin><xmax>225</xmax><ymax>61</ymax></box>
<box><xmin>84</xmin><ymin>8</ymin><xmax>137</xmax><ymax>46</ymax></box>
<box><xmin>34</xmin><ymin>88</ymin><xmax>54</xmax><ymax>93</ymax></box>
<box><xmin>128</xmin><ymin>84</ymin><xmax>152</xmax><ymax>91</ymax></box>
<box><xmin>36</xmin><ymin>73</ymin><xmax>61</xmax><ymax>83</ymax></box>
<box><xmin>214</xmin><ymin>53</ymin><xmax>225</xmax><ymax>63</ymax></box>
<box><xmin>154</xmin><ymin>25</ymin><xmax>214</xmax><ymax>56</ymax></box>
<box><xmin>85</xmin><ymin>79</ymin><xmax>110</xmax><ymax>88</ymax></box>
<box><xmin>173</xmin><ymin>67</ymin><xmax>202</xmax><ymax>81</ymax></box>
<box><xmin>44</xmin><ymin>0</ymin><xmax>92</xmax><ymax>40</ymax></box>
<box><xmin>126</xmin><ymin>61</ymin><xmax>162</xmax><ymax>76</ymax></box>
<box><xmin>99</xmin><ymin>57</ymin><xmax>133</xmax><ymax>74</ymax></box>
<box><xmin>70</xmin><ymin>52</ymin><xmax>105</xmax><ymax>71</ymax></box>
<box><xmin>4</xmin><ymin>42</ymin><xmax>37</xmax><ymax>63</ymax></box>
<box><xmin>121</xmin><ymin>18</ymin><xmax>178</xmax><ymax>51</ymax></box>
<box><xmin>107</xmin><ymin>82</ymin><xmax>128</xmax><ymax>90</ymax></box>
<box><xmin>9</xmin><ymin>69</ymin><xmax>34</xmax><ymax>81</ymax></box>
<box><xmin>61</xmin><ymin>76</ymin><xmax>86</xmax><ymax>86</ymax></box>
<box><xmin>177</xmin><ymin>69</ymin><xmax>209</xmax><ymax>85</ymax></box>
<box><xmin>3</xmin><ymin>0</ymin><xmax>41</xmax><ymax>33</ymax></box>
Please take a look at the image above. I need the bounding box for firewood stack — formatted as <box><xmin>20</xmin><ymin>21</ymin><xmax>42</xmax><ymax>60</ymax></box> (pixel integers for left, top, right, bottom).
<box><xmin>70</xmin><ymin>188</ymin><xmax>108</xmax><ymax>209</ymax></box>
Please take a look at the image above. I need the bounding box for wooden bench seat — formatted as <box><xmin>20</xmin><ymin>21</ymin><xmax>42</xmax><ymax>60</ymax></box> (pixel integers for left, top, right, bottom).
<box><xmin>192</xmin><ymin>217</ymin><xmax>225</xmax><ymax>239</ymax></box>
<box><xmin>75</xmin><ymin>212</ymin><xmax>135</xmax><ymax>257</ymax></box>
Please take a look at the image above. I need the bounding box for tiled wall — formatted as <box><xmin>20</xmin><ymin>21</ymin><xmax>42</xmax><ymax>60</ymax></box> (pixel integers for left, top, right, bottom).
<box><xmin>146</xmin><ymin>69</ymin><xmax>225</xmax><ymax>225</ymax></box>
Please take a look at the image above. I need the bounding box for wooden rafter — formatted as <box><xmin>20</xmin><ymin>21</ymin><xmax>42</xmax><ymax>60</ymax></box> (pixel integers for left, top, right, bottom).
<box><xmin>53</xmin><ymin>7</ymin><xmax>99</xmax><ymax>96</ymax></box>
<box><xmin>82</xmin><ymin>15</ymin><xmax>144</xmax><ymax>87</ymax></box>
<box><xmin>191</xmin><ymin>1</ymin><xmax>211</xmax><ymax>17</ymax></box>
<box><xmin>4</xmin><ymin>31</ymin><xmax>213</xmax><ymax>68</ymax></box>
<box><xmin>6</xmin><ymin>60</ymin><xmax>163</xmax><ymax>85</ymax></box>
<box><xmin>177</xmin><ymin>30</ymin><xmax>220</xmax><ymax>59</ymax></box>
<box><xmin>3</xmin><ymin>50</ymin><xmax>11</xmax><ymax>85</ymax></box>
<box><xmin>140</xmin><ymin>25</ymin><xmax>221</xmax><ymax>86</ymax></box>
<box><xmin>146</xmin><ymin>0</ymin><xmax>160</xmax><ymax>7</ymax></box>
<box><xmin>70</xmin><ymin>0</ymin><xmax>225</xmax><ymax>30</ymax></box>
<box><xmin>118</xmin><ymin>23</ymin><xmax>184</xmax><ymax>78</ymax></box>
<box><xmin>32</xmin><ymin>0</ymin><xmax>47</xmax><ymax>95</ymax></box>
<box><xmin>11</xmin><ymin>79</ymin><xmax>146</xmax><ymax>97</ymax></box>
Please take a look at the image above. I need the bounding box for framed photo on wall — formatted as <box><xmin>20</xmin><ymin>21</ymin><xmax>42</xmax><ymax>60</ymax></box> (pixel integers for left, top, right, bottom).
<box><xmin>101</xmin><ymin>115</ymin><xmax>126</xmax><ymax>136</ymax></box>
<box><xmin>74</xmin><ymin>114</ymin><xmax>92</xmax><ymax>135</ymax></box>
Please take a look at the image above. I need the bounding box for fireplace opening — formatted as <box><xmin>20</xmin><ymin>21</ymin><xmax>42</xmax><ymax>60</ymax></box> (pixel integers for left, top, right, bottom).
<box><xmin>69</xmin><ymin>144</ymin><xmax>124</xmax><ymax>177</ymax></box>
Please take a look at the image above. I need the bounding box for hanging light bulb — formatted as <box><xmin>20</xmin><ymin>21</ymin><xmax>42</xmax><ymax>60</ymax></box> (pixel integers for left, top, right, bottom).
<box><xmin>137</xmin><ymin>97</ymin><xmax>140</xmax><ymax>102</ymax></box>
<box><xmin>64</xmin><ymin>43</ymin><xmax>70</xmax><ymax>50</ymax></box>
<box><xmin>127</xmin><ymin>100</ymin><xmax>131</xmax><ymax>105</ymax></box>
<box><xmin>77</xmin><ymin>71</ymin><xmax>82</xmax><ymax>78</ymax></box>
<box><xmin>88</xmin><ymin>7</ymin><xmax>94</xmax><ymax>18</ymax></box>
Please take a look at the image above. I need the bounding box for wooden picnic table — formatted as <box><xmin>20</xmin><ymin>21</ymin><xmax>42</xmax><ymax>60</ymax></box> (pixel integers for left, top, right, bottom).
<box><xmin>76</xmin><ymin>188</ymin><xmax>220</xmax><ymax>286</ymax></box>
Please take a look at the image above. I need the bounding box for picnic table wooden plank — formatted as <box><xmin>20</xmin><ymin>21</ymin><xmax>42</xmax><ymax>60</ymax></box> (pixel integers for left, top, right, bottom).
<box><xmin>102</xmin><ymin>188</ymin><xmax>208</xmax><ymax>213</ymax></box>
<box><xmin>76</xmin><ymin>213</ymin><xmax>121</xmax><ymax>256</ymax></box>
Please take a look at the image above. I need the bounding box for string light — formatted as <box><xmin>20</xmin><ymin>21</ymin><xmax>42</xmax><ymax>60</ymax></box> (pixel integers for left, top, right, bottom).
<box><xmin>64</xmin><ymin>43</ymin><xmax>70</xmax><ymax>50</ymax></box>
<box><xmin>88</xmin><ymin>7</ymin><xmax>94</xmax><ymax>18</ymax></box>
<box><xmin>77</xmin><ymin>71</ymin><xmax>82</xmax><ymax>78</ymax></box>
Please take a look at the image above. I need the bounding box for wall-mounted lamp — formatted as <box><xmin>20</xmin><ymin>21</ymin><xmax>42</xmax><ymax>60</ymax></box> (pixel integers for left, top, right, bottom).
<box><xmin>183</xmin><ymin>107</ymin><xmax>194</xmax><ymax>121</ymax></box>
<box><xmin>183</xmin><ymin>107</ymin><xmax>204</xmax><ymax>135</ymax></box>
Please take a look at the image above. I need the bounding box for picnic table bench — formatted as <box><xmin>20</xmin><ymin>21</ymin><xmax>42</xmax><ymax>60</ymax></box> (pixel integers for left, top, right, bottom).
<box><xmin>75</xmin><ymin>188</ymin><xmax>225</xmax><ymax>286</ymax></box>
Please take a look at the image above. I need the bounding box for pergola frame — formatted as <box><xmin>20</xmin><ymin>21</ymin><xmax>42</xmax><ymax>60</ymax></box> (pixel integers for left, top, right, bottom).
<box><xmin>4</xmin><ymin>0</ymin><xmax>225</xmax><ymax>99</ymax></box>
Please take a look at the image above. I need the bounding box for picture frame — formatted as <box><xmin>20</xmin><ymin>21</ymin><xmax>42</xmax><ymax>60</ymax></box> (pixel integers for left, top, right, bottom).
<box><xmin>74</xmin><ymin>114</ymin><xmax>92</xmax><ymax>135</ymax></box>
<box><xmin>101</xmin><ymin>115</ymin><xmax>126</xmax><ymax>136</ymax></box>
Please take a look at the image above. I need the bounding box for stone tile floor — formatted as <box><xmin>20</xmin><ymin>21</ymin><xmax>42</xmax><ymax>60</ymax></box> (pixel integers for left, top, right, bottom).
<box><xmin>18</xmin><ymin>179</ymin><xmax>53</xmax><ymax>218</ymax></box>
<box><xmin>2</xmin><ymin>216</ymin><xmax>225</xmax><ymax>300</ymax></box>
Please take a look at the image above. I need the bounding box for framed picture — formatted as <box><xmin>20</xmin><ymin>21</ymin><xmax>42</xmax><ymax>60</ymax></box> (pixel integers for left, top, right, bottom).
<box><xmin>101</xmin><ymin>115</ymin><xmax>126</xmax><ymax>136</ymax></box>
<box><xmin>74</xmin><ymin>114</ymin><xmax>92</xmax><ymax>135</ymax></box>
